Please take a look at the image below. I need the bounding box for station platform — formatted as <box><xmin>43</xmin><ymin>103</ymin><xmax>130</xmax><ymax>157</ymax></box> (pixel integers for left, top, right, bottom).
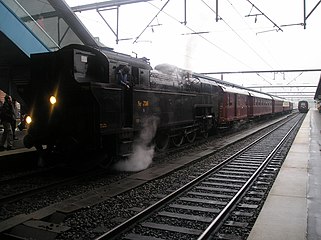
<box><xmin>0</xmin><ymin>129</ymin><xmax>35</xmax><ymax>157</ymax></box>
<box><xmin>248</xmin><ymin>109</ymin><xmax>321</xmax><ymax>240</ymax></box>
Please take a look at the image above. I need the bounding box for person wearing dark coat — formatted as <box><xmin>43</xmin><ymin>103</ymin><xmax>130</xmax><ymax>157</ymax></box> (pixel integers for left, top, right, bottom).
<box><xmin>117</xmin><ymin>65</ymin><xmax>130</xmax><ymax>88</ymax></box>
<box><xmin>0</xmin><ymin>95</ymin><xmax>15</xmax><ymax>150</ymax></box>
<box><xmin>11</xmin><ymin>99</ymin><xmax>18</xmax><ymax>140</ymax></box>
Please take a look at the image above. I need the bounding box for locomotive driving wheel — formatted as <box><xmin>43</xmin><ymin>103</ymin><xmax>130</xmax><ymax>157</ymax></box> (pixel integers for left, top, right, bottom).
<box><xmin>155</xmin><ymin>132</ymin><xmax>169</xmax><ymax>152</ymax></box>
<box><xmin>98</xmin><ymin>154</ymin><xmax>112</xmax><ymax>169</ymax></box>
<box><xmin>171</xmin><ymin>133</ymin><xmax>184</xmax><ymax>147</ymax></box>
<box><xmin>185</xmin><ymin>131</ymin><xmax>197</xmax><ymax>143</ymax></box>
<box><xmin>201</xmin><ymin>131</ymin><xmax>209</xmax><ymax>139</ymax></box>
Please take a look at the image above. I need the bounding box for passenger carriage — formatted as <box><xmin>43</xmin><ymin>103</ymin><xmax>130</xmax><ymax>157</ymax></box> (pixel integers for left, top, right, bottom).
<box><xmin>248</xmin><ymin>91</ymin><xmax>273</xmax><ymax>118</ymax></box>
<box><xmin>217</xmin><ymin>85</ymin><xmax>249</xmax><ymax>125</ymax></box>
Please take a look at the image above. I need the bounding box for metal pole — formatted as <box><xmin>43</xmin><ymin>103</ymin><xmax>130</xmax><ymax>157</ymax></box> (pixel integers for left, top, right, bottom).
<box><xmin>216</xmin><ymin>0</ymin><xmax>219</xmax><ymax>22</ymax></box>
<box><xmin>8</xmin><ymin>68</ymin><xmax>12</xmax><ymax>96</ymax></box>
<box><xmin>183</xmin><ymin>0</ymin><xmax>187</xmax><ymax>25</ymax></box>
<box><xmin>303</xmin><ymin>0</ymin><xmax>306</xmax><ymax>29</ymax></box>
<box><xmin>58</xmin><ymin>17</ymin><xmax>61</xmax><ymax>46</ymax></box>
<box><xmin>116</xmin><ymin>6</ymin><xmax>119</xmax><ymax>44</ymax></box>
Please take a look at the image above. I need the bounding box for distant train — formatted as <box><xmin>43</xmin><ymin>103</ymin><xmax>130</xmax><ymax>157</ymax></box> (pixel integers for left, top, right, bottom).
<box><xmin>19</xmin><ymin>44</ymin><xmax>293</xmax><ymax>163</ymax></box>
<box><xmin>298</xmin><ymin>100</ymin><xmax>309</xmax><ymax>113</ymax></box>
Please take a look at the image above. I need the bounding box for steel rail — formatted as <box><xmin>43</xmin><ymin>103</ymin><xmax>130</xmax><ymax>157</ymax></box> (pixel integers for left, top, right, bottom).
<box><xmin>0</xmin><ymin>165</ymin><xmax>63</xmax><ymax>185</ymax></box>
<box><xmin>95</xmin><ymin>114</ymin><xmax>300</xmax><ymax>240</ymax></box>
<box><xmin>197</xmin><ymin>115</ymin><xmax>303</xmax><ymax>239</ymax></box>
<box><xmin>0</xmin><ymin>175</ymin><xmax>82</xmax><ymax>205</ymax></box>
<box><xmin>0</xmin><ymin>168</ymin><xmax>105</xmax><ymax>205</ymax></box>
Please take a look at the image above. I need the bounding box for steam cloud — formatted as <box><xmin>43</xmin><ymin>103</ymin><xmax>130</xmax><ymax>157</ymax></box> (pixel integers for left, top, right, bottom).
<box><xmin>113</xmin><ymin>116</ymin><xmax>159</xmax><ymax>172</ymax></box>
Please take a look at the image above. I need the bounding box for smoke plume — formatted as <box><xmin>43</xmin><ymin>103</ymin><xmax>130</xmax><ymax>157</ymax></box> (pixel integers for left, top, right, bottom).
<box><xmin>113</xmin><ymin>116</ymin><xmax>158</xmax><ymax>172</ymax></box>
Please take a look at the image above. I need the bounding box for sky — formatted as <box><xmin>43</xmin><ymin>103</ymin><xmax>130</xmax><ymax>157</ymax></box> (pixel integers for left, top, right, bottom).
<box><xmin>65</xmin><ymin>0</ymin><xmax>321</xmax><ymax>101</ymax></box>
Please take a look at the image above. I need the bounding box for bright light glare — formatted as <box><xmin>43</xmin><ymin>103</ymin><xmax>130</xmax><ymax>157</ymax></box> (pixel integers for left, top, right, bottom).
<box><xmin>50</xmin><ymin>96</ymin><xmax>57</xmax><ymax>105</ymax></box>
<box><xmin>26</xmin><ymin>116</ymin><xmax>32</xmax><ymax>124</ymax></box>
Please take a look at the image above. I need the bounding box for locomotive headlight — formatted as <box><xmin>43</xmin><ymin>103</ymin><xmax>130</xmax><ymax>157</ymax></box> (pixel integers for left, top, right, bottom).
<box><xmin>49</xmin><ymin>96</ymin><xmax>57</xmax><ymax>105</ymax></box>
<box><xmin>26</xmin><ymin>116</ymin><xmax>32</xmax><ymax>124</ymax></box>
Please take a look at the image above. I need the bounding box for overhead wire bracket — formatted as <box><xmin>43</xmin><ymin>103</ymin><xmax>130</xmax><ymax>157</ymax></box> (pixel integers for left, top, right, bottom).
<box><xmin>96</xmin><ymin>7</ymin><xmax>119</xmax><ymax>44</ymax></box>
<box><xmin>133</xmin><ymin>0</ymin><xmax>170</xmax><ymax>43</ymax></box>
<box><xmin>304</xmin><ymin>0</ymin><xmax>321</xmax><ymax>29</ymax></box>
<box><xmin>245</xmin><ymin>0</ymin><xmax>283</xmax><ymax>33</ymax></box>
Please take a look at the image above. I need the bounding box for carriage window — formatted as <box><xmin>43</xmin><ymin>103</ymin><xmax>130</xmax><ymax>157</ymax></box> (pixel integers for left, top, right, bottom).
<box><xmin>228</xmin><ymin>94</ymin><xmax>233</xmax><ymax>106</ymax></box>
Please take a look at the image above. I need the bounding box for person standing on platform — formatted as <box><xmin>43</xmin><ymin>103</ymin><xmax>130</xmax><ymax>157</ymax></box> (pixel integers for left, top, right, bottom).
<box><xmin>11</xmin><ymin>99</ymin><xmax>18</xmax><ymax>140</ymax></box>
<box><xmin>0</xmin><ymin>95</ymin><xmax>15</xmax><ymax>151</ymax></box>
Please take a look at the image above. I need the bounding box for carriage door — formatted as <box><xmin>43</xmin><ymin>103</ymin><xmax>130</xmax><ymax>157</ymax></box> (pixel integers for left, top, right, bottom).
<box><xmin>248</xmin><ymin>96</ymin><xmax>253</xmax><ymax>118</ymax></box>
<box><xmin>234</xmin><ymin>93</ymin><xmax>237</xmax><ymax>118</ymax></box>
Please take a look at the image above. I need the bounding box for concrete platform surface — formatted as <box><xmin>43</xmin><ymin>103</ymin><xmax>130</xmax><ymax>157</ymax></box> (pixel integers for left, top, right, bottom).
<box><xmin>248</xmin><ymin>109</ymin><xmax>321</xmax><ymax>240</ymax></box>
<box><xmin>0</xmin><ymin>129</ymin><xmax>36</xmax><ymax>157</ymax></box>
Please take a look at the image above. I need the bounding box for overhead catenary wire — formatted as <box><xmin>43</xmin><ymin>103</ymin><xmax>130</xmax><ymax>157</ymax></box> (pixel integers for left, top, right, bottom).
<box><xmin>201</xmin><ymin>0</ymin><xmax>274</xmax><ymax>71</ymax></box>
<box><xmin>286</xmin><ymin>72</ymin><xmax>303</xmax><ymax>85</ymax></box>
<box><xmin>133</xmin><ymin>0</ymin><xmax>171</xmax><ymax>44</ymax></box>
<box><xmin>68</xmin><ymin>0</ymin><xmax>319</xmax><ymax>96</ymax></box>
<box><xmin>245</xmin><ymin>0</ymin><xmax>283</xmax><ymax>32</ymax></box>
<box><xmin>225</xmin><ymin>0</ymin><xmax>282</xmax><ymax>70</ymax></box>
<box><xmin>200</xmin><ymin>0</ymin><xmax>273</xmax><ymax>84</ymax></box>
<box><xmin>146</xmin><ymin>1</ymin><xmax>256</xmax><ymax>70</ymax></box>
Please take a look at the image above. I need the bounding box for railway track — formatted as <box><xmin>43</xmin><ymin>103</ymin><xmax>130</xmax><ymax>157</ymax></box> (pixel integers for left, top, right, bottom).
<box><xmin>0</xmin><ymin>168</ymin><xmax>53</xmax><ymax>184</ymax></box>
<box><xmin>95</xmin><ymin>113</ymin><xmax>304</xmax><ymax>240</ymax></box>
<box><xmin>0</xmin><ymin>114</ymin><xmax>300</xmax><ymax>239</ymax></box>
<box><xmin>0</xmin><ymin>167</ymin><xmax>107</xmax><ymax>205</ymax></box>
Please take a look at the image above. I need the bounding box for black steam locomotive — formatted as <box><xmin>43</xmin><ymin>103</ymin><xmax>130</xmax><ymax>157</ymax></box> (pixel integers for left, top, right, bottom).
<box><xmin>21</xmin><ymin>44</ymin><xmax>219</xmax><ymax>160</ymax></box>
<box><xmin>20</xmin><ymin>44</ymin><xmax>290</xmax><ymax>163</ymax></box>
